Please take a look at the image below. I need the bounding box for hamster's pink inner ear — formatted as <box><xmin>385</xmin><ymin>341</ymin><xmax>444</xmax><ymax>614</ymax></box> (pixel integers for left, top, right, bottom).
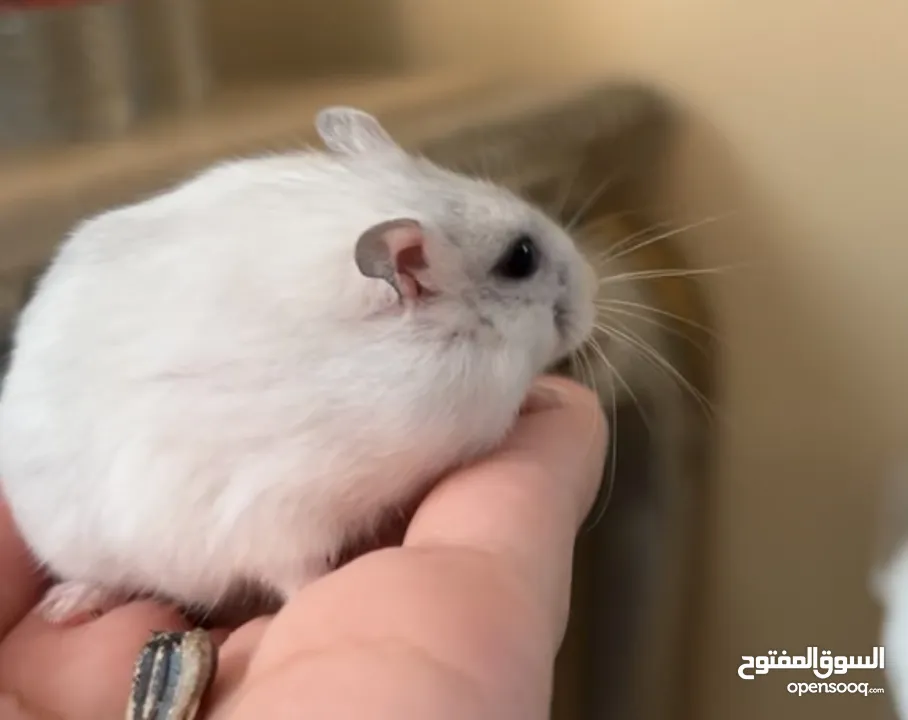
<box><xmin>355</xmin><ymin>219</ymin><xmax>429</xmax><ymax>302</ymax></box>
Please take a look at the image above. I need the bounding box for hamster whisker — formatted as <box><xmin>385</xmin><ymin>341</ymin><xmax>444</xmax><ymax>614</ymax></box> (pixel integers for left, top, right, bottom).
<box><xmin>597</xmin><ymin>298</ymin><xmax>718</xmax><ymax>338</ymax></box>
<box><xmin>577</xmin><ymin>338</ymin><xmax>619</xmax><ymax>532</ymax></box>
<box><xmin>603</xmin><ymin>212</ymin><xmax>735</xmax><ymax>264</ymax></box>
<box><xmin>597</xmin><ymin>264</ymin><xmax>740</xmax><ymax>285</ymax></box>
<box><xmin>585</xmin><ymin>332</ymin><xmax>652</xmax><ymax>433</ymax></box>
<box><xmin>580</xmin><ymin>347</ymin><xmax>599</xmax><ymax>396</ymax></box>
<box><xmin>566</xmin><ymin>174</ymin><xmax>619</xmax><ymax>232</ymax></box>
<box><xmin>608</xmin><ymin>319</ymin><xmax>714</xmax><ymax>418</ymax></box>
<box><xmin>594</xmin><ymin>319</ymin><xmax>716</xmax><ymax>422</ymax></box>
<box><xmin>597</xmin><ymin>304</ymin><xmax>712</xmax><ymax>356</ymax></box>
<box><xmin>567</xmin><ymin>346</ymin><xmax>595</xmax><ymax>392</ymax></box>
<box><xmin>590</xmin><ymin>221</ymin><xmax>675</xmax><ymax>262</ymax></box>
<box><xmin>582</xmin><ymin>207</ymin><xmax>673</xmax><ymax>230</ymax></box>
<box><xmin>552</xmin><ymin>161</ymin><xmax>583</xmax><ymax>219</ymax></box>
<box><xmin>566</xmin><ymin>344</ymin><xmax>618</xmax><ymax>530</ymax></box>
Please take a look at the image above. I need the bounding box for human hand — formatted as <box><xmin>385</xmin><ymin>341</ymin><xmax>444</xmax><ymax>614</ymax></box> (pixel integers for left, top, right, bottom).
<box><xmin>0</xmin><ymin>376</ymin><xmax>608</xmax><ymax>720</ymax></box>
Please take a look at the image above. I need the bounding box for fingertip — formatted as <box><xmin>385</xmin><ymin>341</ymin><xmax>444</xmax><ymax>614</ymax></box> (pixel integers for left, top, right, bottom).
<box><xmin>530</xmin><ymin>374</ymin><xmax>607</xmax><ymax>409</ymax></box>
<box><xmin>507</xmin><ymin>375</ymin><xmax>609</xmax><ymax>524</ymax></box>
<box><xmin>522</xmin><ymin>376</ymin><xmax>610</xmax><ymax>453</ymax></box>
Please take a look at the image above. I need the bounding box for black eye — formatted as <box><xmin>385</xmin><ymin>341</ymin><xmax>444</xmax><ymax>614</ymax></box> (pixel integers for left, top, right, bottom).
<box><xmin>493</xmin><ymin>235</ymin><xmax>540</xmax><ymax>280</ymax></box>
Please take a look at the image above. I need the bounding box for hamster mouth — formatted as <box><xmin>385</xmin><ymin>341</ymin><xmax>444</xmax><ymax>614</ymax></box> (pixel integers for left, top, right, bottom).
<box><xmin>553</xmin><ymin>299</ymin><xmax>587</xmax><ymax>357</ymax></box>
<box><xmin>554</xmin><ymin>300</ymin><xmax>569</xmax><ymax>336</ymax></box>
<box><xmin>552</xmin><ymin>293</ymin><xmax>596</xmax><ymax>361</ymax></box>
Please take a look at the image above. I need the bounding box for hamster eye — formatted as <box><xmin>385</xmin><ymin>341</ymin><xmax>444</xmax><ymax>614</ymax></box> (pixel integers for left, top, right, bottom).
<box><xmin>493</xmin><ymin>235</ymin><xmax>540</xmax><ymax>280</ymax></box>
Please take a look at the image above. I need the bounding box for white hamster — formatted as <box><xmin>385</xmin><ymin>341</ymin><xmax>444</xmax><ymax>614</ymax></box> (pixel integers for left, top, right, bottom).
<box><xmin>0</xmin><ymin>107</ymin><xmax>598</xmax><ymax>623</ymax></box>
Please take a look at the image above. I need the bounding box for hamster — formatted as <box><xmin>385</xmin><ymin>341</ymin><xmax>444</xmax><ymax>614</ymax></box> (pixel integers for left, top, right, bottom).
<box><xmin>0</xmin><ymin>107</ymin><xmax>599</xmax><ymax>623</ymax></box>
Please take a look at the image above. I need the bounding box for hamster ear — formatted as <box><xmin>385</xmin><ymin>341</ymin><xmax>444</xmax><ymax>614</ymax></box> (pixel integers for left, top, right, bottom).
<box><xmin>316</xmin><ymin>106</ymin><xmax>402</xmax><ymax>155</ymax></box>
<box><xmin>355</xmin><ymin>218</ymin><xmax>434</xmax><ymax>303</ymax></box>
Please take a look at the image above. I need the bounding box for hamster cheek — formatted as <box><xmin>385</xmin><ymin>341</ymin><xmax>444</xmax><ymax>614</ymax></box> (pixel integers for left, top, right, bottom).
<box><xmin>511</xmin><ymin>308</ymin><xmax>560</xmax><ymax>371</ymax></box>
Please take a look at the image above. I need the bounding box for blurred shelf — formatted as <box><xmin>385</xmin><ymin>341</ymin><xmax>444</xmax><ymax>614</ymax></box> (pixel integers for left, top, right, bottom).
<box><xmin>0</xmin><ymin>69</ymin><xmax>610</xmax><ymax>272</ymax></box>
<box><xmin>0</xmin><ymin>72</ymin><xmax>496</xmax><ymax>272</ymax></box>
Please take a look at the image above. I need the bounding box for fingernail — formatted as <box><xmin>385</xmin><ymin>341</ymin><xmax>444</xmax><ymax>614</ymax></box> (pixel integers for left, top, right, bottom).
<box><xmin>520</xmin><ymin>380</ymin><xmax>564</xmax><ymax>414</ymax></box>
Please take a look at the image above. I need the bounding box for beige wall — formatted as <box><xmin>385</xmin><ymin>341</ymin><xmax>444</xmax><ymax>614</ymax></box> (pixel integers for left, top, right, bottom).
<box><xmin>205</xmin><ymin>0</ymin><xmax>620</xmax><ymax>80</ymax></box>
<box><xmin>389</xmin><ymin>1</ymin><xmax>908</xmax><ymax>718</ymax></box>
<box><xmin>559</xmin><ymin>2</ymin><xmax>907</xmax><ymax>719</ymax></box>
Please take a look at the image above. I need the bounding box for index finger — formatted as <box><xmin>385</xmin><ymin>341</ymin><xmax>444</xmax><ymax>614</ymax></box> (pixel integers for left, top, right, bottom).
<box><xmin>404</xmin><ymin>375</ymin><xmax>608</xmax><ymax>640</ymax></box>
<box><xmin>0</xmin><ymin>497</ymin><xmax>44</xmax><ymax>637</ymax></box>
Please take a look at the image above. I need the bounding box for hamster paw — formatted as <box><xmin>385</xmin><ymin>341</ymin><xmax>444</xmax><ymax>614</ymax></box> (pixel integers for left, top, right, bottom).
<box><xmin>37</xmin><ymin>581</ymin><xmax>126</xmax><ymax>625</ymax></box>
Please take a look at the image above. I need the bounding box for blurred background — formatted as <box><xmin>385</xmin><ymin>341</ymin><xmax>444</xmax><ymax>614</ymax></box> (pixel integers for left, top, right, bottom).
<box><xmin>1</xmin><ymin>1</ymin><xmax>906</xmax><ymax>719</ymax></box>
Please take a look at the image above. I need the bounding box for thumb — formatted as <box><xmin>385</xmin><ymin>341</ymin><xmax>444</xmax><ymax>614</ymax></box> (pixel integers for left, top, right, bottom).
<box><xmin>404</xmin><ymin>375</ymin><xmax>609</xmax><ymax>638</ymax></box>
<box><xmin>507</xmin><ymin>375</ymin><xmax>610</xmax><ymax>526</ymax></box>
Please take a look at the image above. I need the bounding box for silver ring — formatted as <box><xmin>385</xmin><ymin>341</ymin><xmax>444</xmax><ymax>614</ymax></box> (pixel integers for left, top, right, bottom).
<box><xmin>125</xmin><ymin>628</ymin><xmax>218</xmax><ymax>720</ymax></box>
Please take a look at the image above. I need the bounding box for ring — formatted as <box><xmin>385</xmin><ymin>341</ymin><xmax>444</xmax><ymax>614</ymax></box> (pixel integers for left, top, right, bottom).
<box><xmin>125</xmin><ymin>628</ymin><xmax>218</xmax><ymax>720</ymax></box>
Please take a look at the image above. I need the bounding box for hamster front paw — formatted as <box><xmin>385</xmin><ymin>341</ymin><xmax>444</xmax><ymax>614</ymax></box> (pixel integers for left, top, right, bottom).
<box><xmin>37</xmin><ymin>581</ymin><xmax>128</xmax><ymax>625</ymax></box>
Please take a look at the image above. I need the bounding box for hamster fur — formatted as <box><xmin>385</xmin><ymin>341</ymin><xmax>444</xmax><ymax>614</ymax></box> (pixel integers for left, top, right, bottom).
<box><xmin>0</xmin><ymin>108</ymin><xmax>599</xmax><ymax>622</ymax></box>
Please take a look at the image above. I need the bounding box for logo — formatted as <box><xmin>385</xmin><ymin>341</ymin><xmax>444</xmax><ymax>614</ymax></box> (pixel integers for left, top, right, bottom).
<box><xmin>738</xmin><ymin>647</ymin><xmax>887</xmax><ymax>697</ymax></box>
<box><xmin>738</xmin><ymin>646</ymin><xmax>884</xmax><ymax>680</ymax></box>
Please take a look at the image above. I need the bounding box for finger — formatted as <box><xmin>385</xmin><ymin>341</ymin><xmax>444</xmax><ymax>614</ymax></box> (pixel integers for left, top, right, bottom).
<box><xmin>0</xmin><ymin>693</ymin><xmax>56</xmax><ymax>720</ymax></box>
<box><xmin>0</xmin><ymin>497</ymin><xmax>45</xmax><ymax>637</ymax></box>
<box><xmin>0</xmin><ymin>601</ymin><xmax>191</xmax><ymax>720</ymax></box>
<box><xmin>214</xmin><ymin>382</ymin><xmax>605</xmax><ymax>718</ymax></box>
<box><xmin>201</xmin><ymin>618</ymin><xmax>271</xmax><ymax>717</ymax></box>
<box><xmin>404</xmin><ymin>375</ymin><xmax>608</xmax><ymax>640</ymax></box>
